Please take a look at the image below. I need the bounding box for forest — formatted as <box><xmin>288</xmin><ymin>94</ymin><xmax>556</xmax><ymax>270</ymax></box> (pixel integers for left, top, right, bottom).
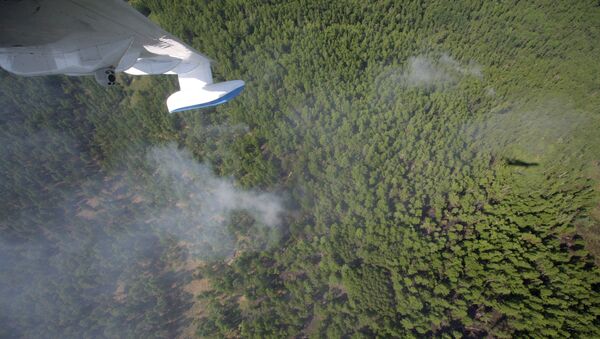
<box><xmin>1</xmin><ymin>0</ymin><xmax>600</xmax><ymax>338</ymax></box>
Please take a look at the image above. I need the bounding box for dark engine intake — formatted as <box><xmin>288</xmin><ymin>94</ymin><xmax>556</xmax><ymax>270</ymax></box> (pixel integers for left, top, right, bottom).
<box><xmin>94</xmin><ymin>68</ymin><xmax>117</xmax><ymax>87</ymax></box>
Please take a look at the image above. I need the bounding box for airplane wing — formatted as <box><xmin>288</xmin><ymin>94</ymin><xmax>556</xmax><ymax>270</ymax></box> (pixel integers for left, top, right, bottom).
<box><xmin>0</xmin><ymin>0</ymin><xmax>244</xmax><ymax>112</ymax></box>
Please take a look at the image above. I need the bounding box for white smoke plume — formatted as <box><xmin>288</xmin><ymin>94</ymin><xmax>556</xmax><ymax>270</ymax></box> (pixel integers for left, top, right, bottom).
<box><xmin>403</xmin><ymin>53</ymin><xmax>482</xmax><ymax>87</ymax></box>
<box><xmin>143</xmin><ymin>144</ymin><xmax>283</xmax><ymax>256</ymax></box>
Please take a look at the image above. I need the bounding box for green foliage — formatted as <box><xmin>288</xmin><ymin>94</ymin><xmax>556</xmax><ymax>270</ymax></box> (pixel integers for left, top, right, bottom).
<box><xmin>2</xmin><ymin>0</ymin><xmax>600</xmax><ymax>338</ymax></box>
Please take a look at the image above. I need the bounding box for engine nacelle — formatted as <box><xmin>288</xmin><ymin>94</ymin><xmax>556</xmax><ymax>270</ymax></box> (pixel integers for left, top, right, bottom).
<box><xmin>94</xmin><ymin>67</ymin><xmax>117</xmax><ymax>87</ymax></box>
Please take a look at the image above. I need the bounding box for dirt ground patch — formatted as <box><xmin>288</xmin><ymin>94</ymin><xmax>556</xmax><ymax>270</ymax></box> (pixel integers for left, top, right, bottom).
<box><xmin>113</xmin><ymin>280</ymin><xmax>126</xmax><ymax>303</ymax></box>
<box><xmin>77</xmin><ymin>209</ymin><xmax>97</xmax><ymax>220</ymax></box>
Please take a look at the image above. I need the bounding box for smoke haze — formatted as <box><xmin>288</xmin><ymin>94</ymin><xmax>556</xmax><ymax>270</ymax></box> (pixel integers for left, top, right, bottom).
<box><xmin>0</xmin><ymin>128</ymin><xmax>284</xmax><ymax>337</ymax></box>
<box><xmin>465</xmin><ymin>99</ymin><xmax>598</xmax><ymax>168</ymax></box>
<box><xmin>403</xmin><ymin>53</ymin><xmax>482</xmax><ymax>88</ymax></box>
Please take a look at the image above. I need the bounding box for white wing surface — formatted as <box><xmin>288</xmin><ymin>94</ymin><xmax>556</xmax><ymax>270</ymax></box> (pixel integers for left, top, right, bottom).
<box><xmin>0</xmin><ymin>0</ymin><xmax>244</xmax><ymax>112</ymax></box>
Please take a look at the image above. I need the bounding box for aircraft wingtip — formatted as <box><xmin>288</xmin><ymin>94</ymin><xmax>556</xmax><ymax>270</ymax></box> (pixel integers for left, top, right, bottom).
<box><xmin>167</xmin><ymin>81</ymin><xmax>245</xmax><ymax>113</ymax></box>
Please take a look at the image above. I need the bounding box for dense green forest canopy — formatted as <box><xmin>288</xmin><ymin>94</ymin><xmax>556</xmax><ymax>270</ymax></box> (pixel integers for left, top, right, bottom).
<box><xmin>1</xmin><ymin>0</ymin><xmax>600</xmax><ymax>338</ymax></box>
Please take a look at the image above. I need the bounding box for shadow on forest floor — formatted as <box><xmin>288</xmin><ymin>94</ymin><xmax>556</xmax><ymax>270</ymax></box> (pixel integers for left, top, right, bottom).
<box><xmin>506</xmin><ymin>158</ymin><xmax>539</xmax><ymax>167</ymax></box>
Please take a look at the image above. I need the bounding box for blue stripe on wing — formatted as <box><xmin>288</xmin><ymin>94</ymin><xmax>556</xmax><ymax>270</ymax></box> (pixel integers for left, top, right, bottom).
<box><xmin>170</xmin><ymin>85</ymin><xmax>245</xmax><ymax>113</ymax></box>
